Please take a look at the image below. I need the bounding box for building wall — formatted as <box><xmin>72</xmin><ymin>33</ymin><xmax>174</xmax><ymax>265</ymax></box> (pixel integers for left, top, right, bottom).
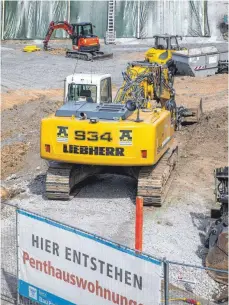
<box><xmin>1</xmin><ymin>0</ymin><xmax>227</xmax><ymax>40</ymax></box>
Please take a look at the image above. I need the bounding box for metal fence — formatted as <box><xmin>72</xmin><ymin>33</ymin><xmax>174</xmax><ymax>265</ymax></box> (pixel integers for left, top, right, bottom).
<box><xmin>1</xmin><ymin>203</ymin><xmax>18</xmax><ymax>305</ymax></box>
<box><xmin>165</xmin><ymin>261</ymin><xmax>228</xmax><ymax>305</ymax></box>
<box><xmin>1</xmin><ymin>202</ymin><xmax>228</xmax><ymax>305</ymax></box>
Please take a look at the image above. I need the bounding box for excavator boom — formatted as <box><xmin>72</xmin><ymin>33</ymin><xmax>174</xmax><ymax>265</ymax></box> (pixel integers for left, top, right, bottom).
<box><xmin>43</xmin><ymin>21</ymin><xmax>74</xmax><ymax>50</ymax></box>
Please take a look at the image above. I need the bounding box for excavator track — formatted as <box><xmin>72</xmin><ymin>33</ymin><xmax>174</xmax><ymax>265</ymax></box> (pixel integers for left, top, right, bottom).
<box><xmin>45</xmin><ymin>162</ymin><xmax>101</xmax><ymax>200</ymax></box>
<box><xmin>137</xmin><ymin>144</ymin><xmax>178</xmax><ymax>206</ymax></box>
<box><xmin>66</xmin><ymin>50</ymin><xmax>113</xmax><ymax>61</ymax></box>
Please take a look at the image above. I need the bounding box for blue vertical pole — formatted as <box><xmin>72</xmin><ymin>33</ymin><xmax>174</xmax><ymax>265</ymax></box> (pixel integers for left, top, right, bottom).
<box><xmin>163</xmin><ymin>259</ymin><xmax>169</xmax><ymax>305</ymax></box>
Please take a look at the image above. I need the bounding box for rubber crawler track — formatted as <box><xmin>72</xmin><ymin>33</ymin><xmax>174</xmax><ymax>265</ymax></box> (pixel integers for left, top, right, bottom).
<box><xmin>45</xmin><ymin>162</ymin><xmax>101</xmax><ymax>200</ymax></box>
<box><xmin>45</xmin><ymin>145</ymin><xmax>178</xmax><ymax>203</ymax></box>
<box><xmin>137</xmin><ymin>144</ymin><xmax>178</xmax><ymax>206</ymax></box>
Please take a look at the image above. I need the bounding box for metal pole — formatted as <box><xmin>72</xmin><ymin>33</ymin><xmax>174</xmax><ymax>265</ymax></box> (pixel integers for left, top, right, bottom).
<box><xmin>163</xmin><ymin>259</ymin><xmax>169</xmax><ymax>305</ymax></box>
<box><xmin>67</xmin><ymin>0</ymin><xmax>70</xmax><ymax>23</ymax></box>
<box><xmin>1</xmin><ymin>0</ymin><xmax>5</xmax><ymax>40</ymax></box>
<box><xmin>137</xmin><ymin>0</ymin><xmax>140</xmax><ymax>39</ymax></box>
<box><xmin>16</xmin><ymin>206</ymin><xmax>20</xmax><ymax>305</ymax></box>
<box><xmin>135</xmin><ymin>196</ymin><xmax>143</xmax><ymax>251</ymax></box>
<box><xmin>203</xmin><ymin>0</ymin><xmax>206</xmax><ymax>36</ymax></box>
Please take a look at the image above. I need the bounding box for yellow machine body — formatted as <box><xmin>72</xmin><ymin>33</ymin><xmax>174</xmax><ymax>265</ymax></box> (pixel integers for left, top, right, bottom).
<box><xmin>144</xmin><ymin>35</ymin><xmax>184</xmax><ymax>65</ymax></box>
<box><xmin>41</xmin><ymin>108</ymin><xmax>174</xmax><ymax>167</ymax></box>
<box><xmin>145</xmin><ymin>48</ymin><xmax>174</xmax><ymax>65</ymax></box>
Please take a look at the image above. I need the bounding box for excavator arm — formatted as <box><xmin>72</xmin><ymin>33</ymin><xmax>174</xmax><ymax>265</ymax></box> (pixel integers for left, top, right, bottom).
<box><xmin>43</xmin><ymin>21</ymin><xmax>74</xmax><ymax>50</ymax></box>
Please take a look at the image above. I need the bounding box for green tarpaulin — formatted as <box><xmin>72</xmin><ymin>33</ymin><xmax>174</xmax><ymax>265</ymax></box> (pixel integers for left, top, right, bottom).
<box><xmin>1</xmin><ymin>0</ymin><xmax>212</xmax><ymax>40</ymax></box>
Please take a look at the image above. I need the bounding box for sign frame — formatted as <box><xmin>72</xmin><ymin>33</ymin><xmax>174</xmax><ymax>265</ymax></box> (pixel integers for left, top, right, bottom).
<box><xmin>17</xmin><ymin>209</ymin><xmax>162</xmax><ymax>305</ymax></box>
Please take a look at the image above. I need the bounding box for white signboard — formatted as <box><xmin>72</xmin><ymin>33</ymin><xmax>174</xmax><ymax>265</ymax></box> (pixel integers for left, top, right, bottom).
<box><xmin>18</xmin><ymin>210</ymin><xmax>162</xmax><ymax>305</ymax></box>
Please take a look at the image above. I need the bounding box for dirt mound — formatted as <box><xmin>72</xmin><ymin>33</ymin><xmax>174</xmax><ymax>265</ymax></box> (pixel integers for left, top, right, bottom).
<box><xmin>179</xmin><ymin>106</ymin><xmax>228</xmax><ymax>157</ymax></box>
<box><xmin>1</xmin><ymin>97</ymin><xmax>63</xmax><ymax>181</ymax></box>
<box><xmin>193</xmin><ymin>107</ymin><xmax>228</xmax><ymax>144</ymax></box>
<box><xmin>0</xmin><ymin>185</ymin><xmax>25</xmax><ymax>203</ymax></box>
<box><xmin>1</xmin><ymin>89</ymin><xmax>62</xmax><ymax>111</ymax></box>
<box><xmin>176</xmin><ymin>106</ymin><xmax>228</xmax><ymax>194</ymax></box>
<box><xmin>1</xmin><ymin>186</ymin><xmax>9</xmax><ymax>201</ymax></box>
<box><xmin>47</xmin><ymin>48</ymin><xmax>67</xmax><ymax>56</ymax></box>
<box><xmin>1</xmin><ymin>143</ymin><xmax>29</xmax><ymax>179</ymax></box>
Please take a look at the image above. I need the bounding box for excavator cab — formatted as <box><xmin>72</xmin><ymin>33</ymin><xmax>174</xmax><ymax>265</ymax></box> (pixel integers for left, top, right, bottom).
<box><xmin>72</xmin><ymin>22</ymin><xmax>94</xmax><ymax>38</ymax></box>
<box><xmin>64</xmin><ymin>74</ymin><xmax>112</xmax><ymax>104</ymax></box>
<box><xmin>154</xmin><ymin>35</ymin><xmax>182</xmax><ymax>51</ymax></box>
<box><xmin>70</xmin><ymin>22</ymin><xmax>100</xmax><ymax>52</ymax></box>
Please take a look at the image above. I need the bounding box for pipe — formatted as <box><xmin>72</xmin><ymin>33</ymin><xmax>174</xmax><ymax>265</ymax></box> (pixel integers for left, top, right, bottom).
<box><xmin>135</xmin><ymin>196</ymin><xmax>143</xmax><ymax>252</ymax></box>
<box><xmin>161</xmin><ymin>298</ymin><xmax>201</xmax><ymax>305</ymax></box>
<box><xmin>163</xmin><ymin>260</ymin><xmax>169</xmax><ymax>305</ymax></box>
<box><xmin>137</xmin><ymin>0</ymin><xmax>140</xmax><ymax>39</ymax></box>
<box><xmin>79</xmin><ymin>112</ymin><xmax>87</xmax><ymax>120</ymax></box>
<box><xmin>67</xmin><ymin>0</ymin><xmax>70</xmax><ymax>23</ymax></box>
<box><xmin>203</xmin><ymin>0</ymin><xmax>206</xmax><ymax>36</ymax></box>
<box><xmin>1</xmin><ymin>0</ymin><xmax>5</xmax><ymax>40</ymax></box>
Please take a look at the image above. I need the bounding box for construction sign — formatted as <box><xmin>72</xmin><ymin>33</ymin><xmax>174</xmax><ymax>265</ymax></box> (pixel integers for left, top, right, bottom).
<box><xmin>17</xmin><ymin>209</ymin><xmax>162</xmax><ymax>305</ymax></box>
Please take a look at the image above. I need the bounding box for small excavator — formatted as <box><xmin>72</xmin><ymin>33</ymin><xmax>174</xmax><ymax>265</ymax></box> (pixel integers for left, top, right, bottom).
<box><xmin>43</xmin><ymin>21</ymin><xmax>113</xmax><ymax>60</ymax></box>
<box><xmin>40</xmin><ymin>61</ymin><xmax>202</xmax><ymax>206</ymax></box>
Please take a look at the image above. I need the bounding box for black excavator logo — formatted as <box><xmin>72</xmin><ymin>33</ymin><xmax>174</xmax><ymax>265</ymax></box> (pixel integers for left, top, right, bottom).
<box><xmin>119</xmin><ymin>130</ymin><xmax>133</xmax><ymax>146</ymax></box>
<box><xmin>57</xmin><ymin>126</ymin><xmax>68</xmax><ymax>137</ymax></box>
<box><xmin>57</xmin><ymin>126</ymin><xmax>68</xmax><ymax>142</ymax></box>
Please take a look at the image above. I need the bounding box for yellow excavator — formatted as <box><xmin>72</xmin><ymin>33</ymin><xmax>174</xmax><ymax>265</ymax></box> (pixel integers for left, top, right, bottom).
<box><xmin>40</xmin><ymin>61</ymin><xmax>201</xmax><ymax>206</ymax></box>
<box><xmin>145</xmin><ymin>35</ymin><xmax>185</xmax><ymax>76</ymax></box>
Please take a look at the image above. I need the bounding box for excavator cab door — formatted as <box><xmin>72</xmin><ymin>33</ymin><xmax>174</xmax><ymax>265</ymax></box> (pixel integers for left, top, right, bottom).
<box><xmin>155</xmin><ymin>37</ymin><xmax>168</xmax><ymax>50</ymax></box>
<box><xmin>170</xmin><ymin>36</ymin><xmax>181</xmax><ymax>51</ymax></box>
<box><xmin>76</xmin><ymin>23</ymin><xmax>93</xmax><ymax>38</ymax></box>
<box><xmin>100</xmin><ymin>77</ymin><xmax>112</xmax><ymax>103</ymax></box>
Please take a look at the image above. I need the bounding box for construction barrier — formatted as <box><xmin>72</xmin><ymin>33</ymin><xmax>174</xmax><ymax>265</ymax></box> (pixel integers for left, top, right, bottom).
<box><xmin>1</xmin><ymin>202</ymin><xmax>228</xmax><ymax>305</ymax></box>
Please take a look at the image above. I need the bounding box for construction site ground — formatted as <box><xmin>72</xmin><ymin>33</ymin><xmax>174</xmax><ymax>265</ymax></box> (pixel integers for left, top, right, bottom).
<box><xmin>1</xmin><ymin>41</ymin><xmax>228</xmax><ymax>302</ymax></box>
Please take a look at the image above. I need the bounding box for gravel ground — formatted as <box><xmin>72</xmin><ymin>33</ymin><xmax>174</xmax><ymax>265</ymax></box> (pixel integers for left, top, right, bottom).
<box><xmin>1</xmin><ymin>40</ymin><xmax>228</xmax><ymax>303</ymax></box>
<box><xmin>1</xmin><ymin>40</ymin><xmax>228</xmax><ymax>92</ymax></box>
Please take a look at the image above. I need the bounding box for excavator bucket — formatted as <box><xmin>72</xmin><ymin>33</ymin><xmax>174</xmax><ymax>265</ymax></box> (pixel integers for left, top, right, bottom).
<box><xmin>176</xmin><ymin>98</ymin><xmax>203</xmax><ymax>129</ymax></box>
<box><xmin>181</xmin><ymin>98</ymin><xmax>203</xmax><ymax>124</ymax></box>
<box><xmin>205</xmin><ymin>228</ymin><xmax>228</xmax><ymax>284</ymax></box>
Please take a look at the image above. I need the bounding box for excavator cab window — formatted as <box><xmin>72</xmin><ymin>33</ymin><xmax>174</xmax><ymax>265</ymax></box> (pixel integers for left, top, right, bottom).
<box><xmin>77</xmin><ymin>24</ymin><xmax>93</xmax><ymax>37</ymax></box>
<box><xmin>68</xmin><ymin>83</ymin><xmax>97</xmax><ymax>103</ymax></box>
<box><xmin>170</xmin><ymin>37</ymin><xmax>179</xmax><ymax>50</ymax></box>
<box><xmin>155</xmin><ymin>37</ymin><xmax>169</xmax><ymax>50</ymax></box>
<box><xmin>100</xmin><ymin>77</ymin><xmax>112</xmax><ymax>103</ymax></box>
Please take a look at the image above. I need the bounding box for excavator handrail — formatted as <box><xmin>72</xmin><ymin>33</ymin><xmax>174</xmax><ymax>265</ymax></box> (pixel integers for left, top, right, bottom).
<box><xmin>43</xmin><ymin>20</ymin><xmax>74</xmax><ymax>50</ymax></box>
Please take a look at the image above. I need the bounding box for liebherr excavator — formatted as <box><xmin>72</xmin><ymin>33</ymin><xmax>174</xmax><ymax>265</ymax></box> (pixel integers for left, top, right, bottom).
<box><xmin>40</xmin><ymin>61</ymin><xmax>202</xmax><ymax>206</ymax></box>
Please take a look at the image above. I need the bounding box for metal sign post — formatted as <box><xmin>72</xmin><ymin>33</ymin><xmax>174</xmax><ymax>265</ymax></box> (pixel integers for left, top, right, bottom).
<box><xmin>135</xmin><ymin>196</ymin><xmax>143</xmax><ymax>252</ymax></box>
